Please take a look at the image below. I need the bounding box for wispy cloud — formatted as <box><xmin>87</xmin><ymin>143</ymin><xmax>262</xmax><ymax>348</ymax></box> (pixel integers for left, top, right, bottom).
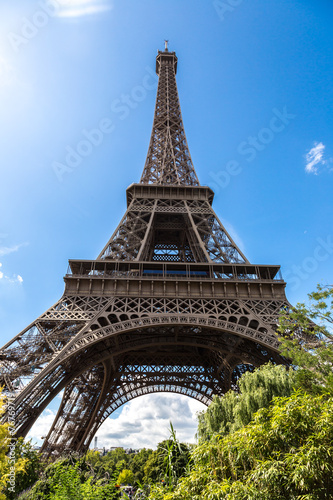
<box><xmin>305</xmin><ymin>142</ymin><xmax>330</xmax><ymax>174</ymax></box>
<box><xmin>0</xmin><ymin>239</ymin><xmax>26</xmax><ymax>284</ymax></box>
<box><xmin>0</xmin><ymin>242</ymin><xmax>28</xmax><ymax>257</ymax></box>
<box><xmin>56</xmin><ymin>0</ymin><xmax>113</xmax><ymax>18</ymax></box>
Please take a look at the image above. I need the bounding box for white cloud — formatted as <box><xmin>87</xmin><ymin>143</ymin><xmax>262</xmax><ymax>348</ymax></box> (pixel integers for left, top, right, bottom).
<box><xmin>0</xmin><ymin>242</ymin><xmax>27</xmax><ymax>257</ymax></box>
<box><xmin>97</xmin><ymin>394</ymin><xmax>206</xmax><ymax>449</ymax></box>
<box><xmin>27</xmin><ymin>394</ymin><xmax>207</xmax><ymax>450</ymax></box>
<box><xmin>27</xmin><ymin>409</ymin><xmax>57</xmax><ymax>446</ymax></box>
<box><xmin>305</xmin><ymin>142</ymin><xmax>326</xmax><ymax>174</ymax></box>
<box><xmin>56</xmin><ymin>0</ymin><xmax>113</xmax><ymax>18</ymax></box>
<box><xmin>0</xmin><ymin>241</ymin><xmax>27</xmax><ymax>283</ymax></box>
<box><xmin>0</xmin><ymin>262</ymin><xmax>23</xmax><ymax>284</ymax></box>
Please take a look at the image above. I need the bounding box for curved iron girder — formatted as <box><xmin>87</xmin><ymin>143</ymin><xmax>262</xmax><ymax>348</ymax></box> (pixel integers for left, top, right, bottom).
<box><xmin>0</xmin><ymin>294</ymin><xmax>285</xmax><ymax>397</ymax></box>
<box><xmin>11</xmin><ymin>319</ymin><xmax>286</xmax><ymax>445</ymax></box>
<box><xmin>41</xmin><ymin>360</ymin><xmax>114</xmax><ymax>455</ymax></box>
<box><xmin>41</xmin><ymin>351</ymin><xmax>223</xmax><ymax>456</ymax></box>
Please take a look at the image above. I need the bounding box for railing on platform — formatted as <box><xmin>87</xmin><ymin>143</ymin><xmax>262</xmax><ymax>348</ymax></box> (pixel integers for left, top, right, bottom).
<box><xmin>66</xmin><ymin>261</ymin><xmax>284</xmax><ymax>282</ymax></box>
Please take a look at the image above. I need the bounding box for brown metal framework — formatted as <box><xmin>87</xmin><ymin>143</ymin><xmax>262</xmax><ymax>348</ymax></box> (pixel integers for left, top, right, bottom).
<box><xmin>0</xmin><ymin>46</ymin><xmax>289</xmax><ymax>456</ymax></box>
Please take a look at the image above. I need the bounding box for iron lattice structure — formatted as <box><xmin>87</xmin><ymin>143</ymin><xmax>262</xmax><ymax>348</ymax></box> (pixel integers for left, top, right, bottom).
<box><xmin>0</xmin><ymin>46</ymin><xmax>289</xmax><ymax>456</ymax></box>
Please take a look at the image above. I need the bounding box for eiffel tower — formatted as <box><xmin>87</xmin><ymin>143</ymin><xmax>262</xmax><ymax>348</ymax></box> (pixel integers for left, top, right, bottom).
<box><xmin>0</xmin><ymin>44</ymin><xmax>288</xmax><ymax>455</ymax></box>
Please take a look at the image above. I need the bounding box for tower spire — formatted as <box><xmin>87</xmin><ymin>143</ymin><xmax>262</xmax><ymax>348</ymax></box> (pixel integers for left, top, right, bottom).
<box><xmin>140</xmin><ymin>47</ymin><xmax>199</xmax><ymax>186</ymax></box>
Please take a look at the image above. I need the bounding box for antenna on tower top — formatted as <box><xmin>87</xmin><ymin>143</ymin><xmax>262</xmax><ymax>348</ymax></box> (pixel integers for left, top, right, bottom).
<box><xmin>164</xmin><ymin>40</ymin><xmax>169</xmax><ymax>51</ymax></box>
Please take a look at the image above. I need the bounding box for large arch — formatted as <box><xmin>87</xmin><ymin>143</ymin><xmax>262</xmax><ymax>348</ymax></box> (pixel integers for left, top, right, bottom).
<box><xmin>12</xmin><ymin>311</ymin><xmax>283</xmax><ymax>439</ymax></box>
<box><xmin>23</xmin><ymin>317</ymin><xmax>287</xmax><ymax>455</ymax></box>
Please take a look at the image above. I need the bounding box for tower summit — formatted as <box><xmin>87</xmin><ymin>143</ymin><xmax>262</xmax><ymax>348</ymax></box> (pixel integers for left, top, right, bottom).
<box><xmin>0</xmin><ymin>47</ymin><xmax>289</xmax><ymax>455</ymax></box>
<box><xmin>140</xmin><ymin>44</ymin><xmax>197</xmax><ymax>186</ymax></box>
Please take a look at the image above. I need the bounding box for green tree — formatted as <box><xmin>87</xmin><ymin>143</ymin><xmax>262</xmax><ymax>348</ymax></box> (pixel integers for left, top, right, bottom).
<box><xmin>23</xmin><ymin>454</ymin><xmax>119</xmax><ymax>499</ymax></box>
<box><xmin>100</xmin><ymin>447</ymin><xmax>129</xmax><ymax>479</ymax></box>
<box><xmin>0</xmin><ymin>389</ymin><xmax>27</xmax><ymax>500</ymax></box>
<box><xmin>127</xmin><ymin>448</ymin><xmax>153</xmax><ymax>485</ymax></box>
<box><xmin>144</xmin><ymin>440</ymin><xmax>190</xmax><ymax>488</ymax></box>
<box><xmin>47</xmin><ymin>460</ymin><xmax>119</xmax><ymax>500</ymax></box>
<box><xmin>278</xmin><ymin>284</ymin><xmax>333</xmax><ymax>394</ymax></box>
<box><xmin>117</xmin><ymin>468</ymin><xmax>134</xmax><ymax>485</ymax></box>
<box><xmin>197</xmin><ymin>362</ymin><xmax>295</xmax><ymax>442</ymax></box>
<box><xmin>4</xmin><ymin>438</ymin><xmax>42</xmax><ymax>499</ymax></box>
<box><xmin>144</xmin><ymin>424</ymin><xmax>190</xmax><ymax>491</ymax></box>
<box><xmin>164</xmin><ymin>392</ymin><xmax>333</xmax><ymax>500</ymax></box>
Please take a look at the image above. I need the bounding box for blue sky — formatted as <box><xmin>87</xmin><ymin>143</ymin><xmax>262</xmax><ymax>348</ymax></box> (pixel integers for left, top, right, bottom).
<box><xmin>1</xmin><ymin>0</ymin><xmax>333</xmax><ymax>448</ymax></box>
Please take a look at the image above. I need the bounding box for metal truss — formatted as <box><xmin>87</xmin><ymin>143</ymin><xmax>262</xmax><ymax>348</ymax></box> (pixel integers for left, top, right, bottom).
<box><xmin>98</xmin><ymin>197</ymin><xmax>248</xmax><ymax>263</ymax></box>
<box><xmin>140</xmin><ymin>49</ymin><xmax>199</xmax><ymax>186</ymax></box>
<box><xmin>0</xmin><ymin>46</ymin><xmax>291</xmax><ymax>456</ymax></box>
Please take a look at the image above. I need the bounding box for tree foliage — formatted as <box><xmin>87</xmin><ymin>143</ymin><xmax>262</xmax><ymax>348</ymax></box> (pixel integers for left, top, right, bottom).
<box><xmin>145</xmin><ymin>423</ymin><xmax>191</xmax><ymax>499</ymax></box>
<box><xmin>0</xmin><ymin>390</ymin><xmax>29</xmax><ymax>500</ymax></box>
<box><xmin>163</xmin><ymin>392</ymin><xmax>333</xmax><ymax>500</ymax></box>
<box><xmin>22</xmin><ymin>454</ymin><xmax>120</xmax><ymax>499</ymax></box>
<box><xmin>117</xmin><ymin>468</ymin><xmax>134</xmax><ymax>485</ymax></box>
<box><xmin>197</xmin><ymin>363</ymin><xmax>295</xmax><ymax>442</ymax></box>
<box><xmin>17</xmin><ymin>444</ymin><xmax>157</xmax><ymax>498</ymax></box>
<box><xmin>156</xmin><ymin>285</ymin><xmax>333</xmax><ymax>499</ymax></box>
<box><xmin>4</xmin><ymin>438</ymin><xmax>42</xmax><ymax>499</ymax></box>
<box><xmin>278</xmin><ymin>284</ymin><xmax>333</xmax><ymax>394</ymax></box>
<box><xmin>128</xmin><ymin>448</ymin><xmax>153</xmax><ymax>484</ymax></box>
<box><xmin>144</xmin><ymin>437</ymin><xmax>190</xmax><ymax>488</ymax></box>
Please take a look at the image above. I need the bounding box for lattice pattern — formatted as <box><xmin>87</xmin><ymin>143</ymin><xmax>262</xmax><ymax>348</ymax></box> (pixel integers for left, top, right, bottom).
<box><xmin>42</xmin><ymin>356</ymin><xmax>218</xmax><ymax>454</ymax></box>
<box><xmin>103</xmin><ymin>296</ymin><xmax>260</xmax><ymax>320</ymax></box>
<box><xmin>131</xmin><ymin>199</ymin><xmax>212</xmax><ymax>214</ymax></box>
<box><xmin>190</xmin><ymin>207</ymin><xmax>246</xmax><ymax>263</ymax></box>
<box><xmin>3</xmin><ymin>293</ymin><xmax>275</xmax><ymax>399</ymax></box>
<box><xmin>63</xmin><ymin>316</ymin><xmax>279</xmax><ymax>365</ymax></box>
<box><xmin>99</xmin><ymin>201</ymin><xmax>153</xmax><ymax>260</ymax></box>
<box><xmin>0</xmin><ymin>321</ymin><xmax>83</xmax><ymax>394</ymax></box>
<box><xmin>140</xmin><ymin>51</ymin><xmax>199</xmax><ymax>186</ymax></box>
<box><xmin>0</xmin><ymin>296</ymin><xmax>116</xmax><ymax>394</ymax></box>
<box><xmin>42</xmin><ymin>364</ymin><xmax>107</xmax><ymax>454</ymax></box>
<box><xmin>99</xmin><ymin>195</ymin><xmax>247</xmax><ymax>264</ymax></box>
<box><xmin>7</xmin><ymin>310</ymin><xmax>284</xmax><ymax>441</ymax></box>
<box><xmin>41</xmin><ymin>296</ymin><xmax>111</xmax><ymax>321</ymax></box>
<box><xmin>243</xmin><ymin>300</ymin><xmax>289</xmax><ymax>325</ymax></box>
